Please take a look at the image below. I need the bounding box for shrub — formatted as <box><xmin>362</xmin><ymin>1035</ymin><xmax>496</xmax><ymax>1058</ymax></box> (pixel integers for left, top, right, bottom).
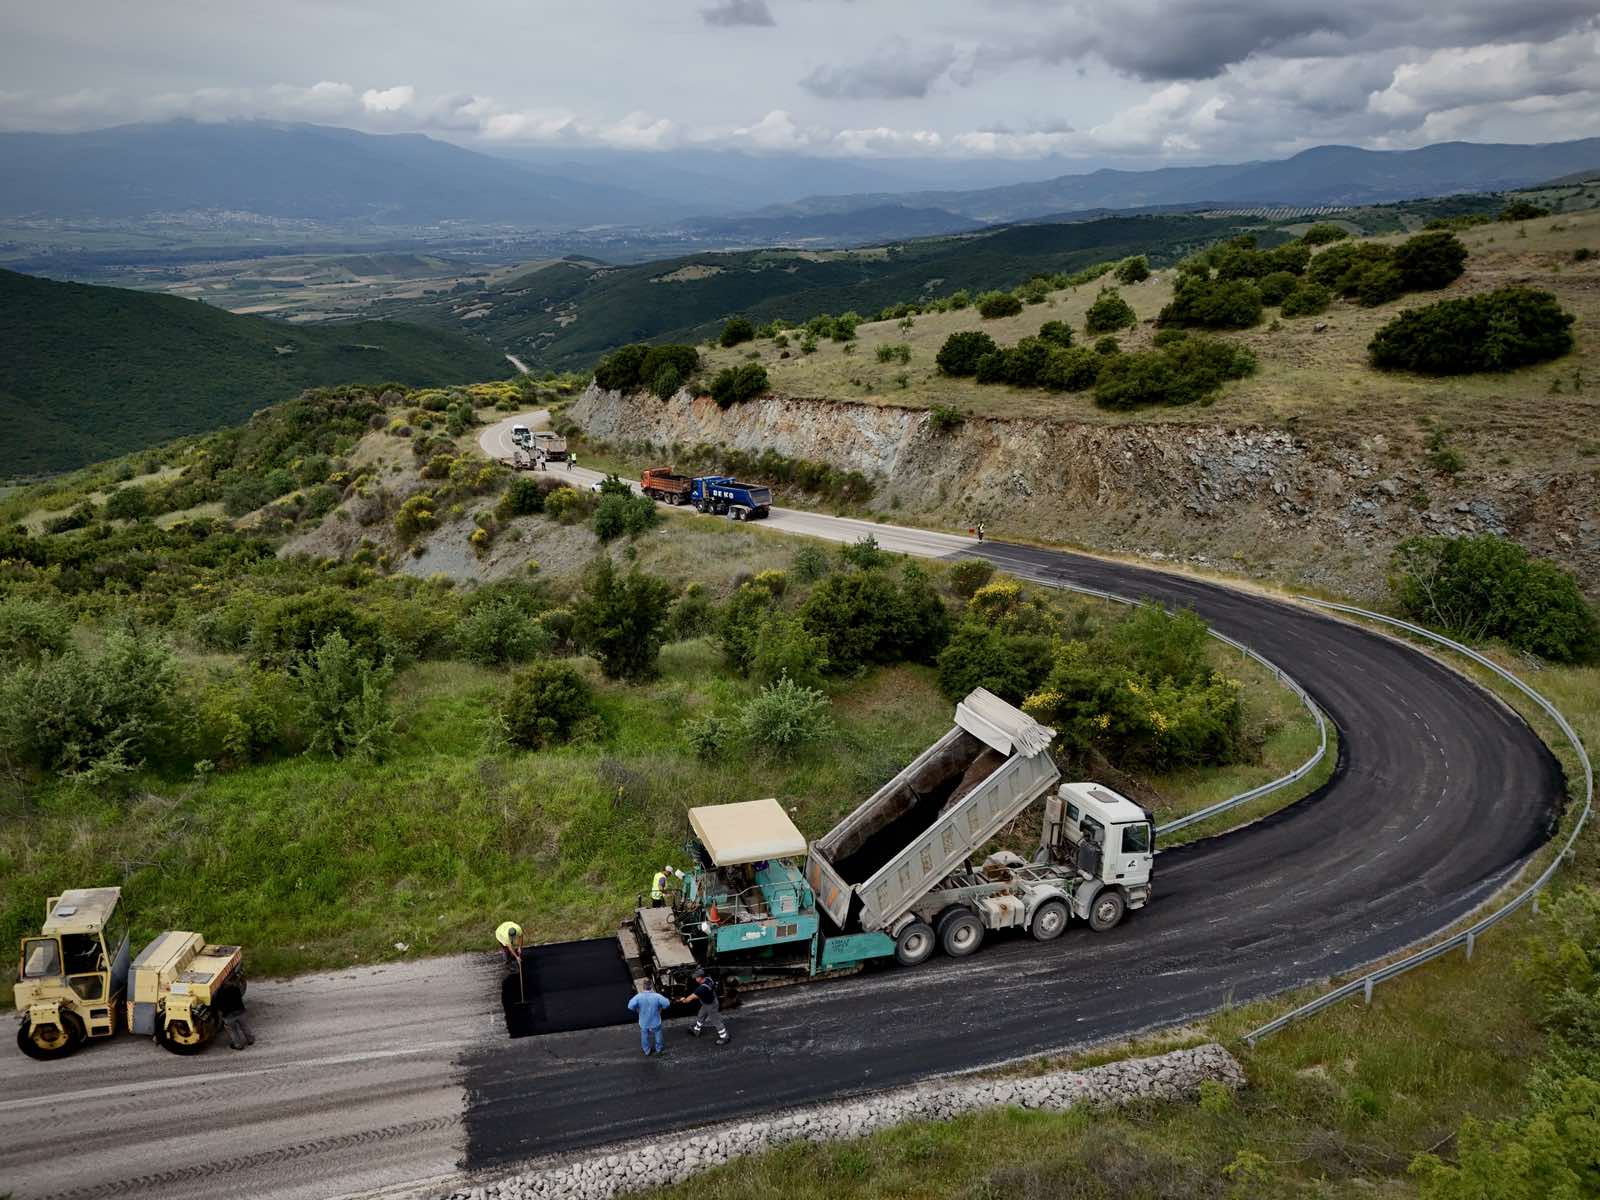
<box><xmin>928</xmin><ymin>404</ymin><xmax>965</xmax><ymax>432</ymax></box>
<box><xmin>792</xmin><ymin>544</ymin><xmax>831</xmax><ymax>583</ymax></box>
<box><xmin>0</xmin><ymin>596</ymin><xmax>70</xmax><ymax>667</ymax></box>
<box><xmin>0</xmin><ymin>629</ymin><xmax>180</xmax><ymax>781</ymax></box>
<box><xmin>1094</xmin><ymin>337</ymin><xmax>1254</xmax><ymax>410</ymax></box>
<box><xmin>949</xmin><ymin>558</ymin><xmax>996</xmax><ymax>598</ymax></box>
<box><xmin>497</xmin><ymin>660</ymin><xmax>595</xmax><ymax>749</ymax></box>
<box><xmin>667</xmin><ymin>584</ymin><xmax>715</xmax><ymax>640</ymax></box>
<box><xmin>1093</xmin><ymin>352</ymin><xmax>1178</xmax><ymax>410</ymax></box>
<box><xmin>251</xmin><ymin>588</ymin><xmax>386</xmax><ymax>669</ymax></box>
<box><xmin>800</xmin><ymin>562</ymin><xmax>949</xmax><ymax>672</ymax></box>
<box><xmin>1356</xmin><ymin>263</ymin><xmax>1405</xmax><ymax>307</ymax></box>
<box><xmin>394</xmin><ymin>492</ymin><xmax>437</xmax><ymax>542</ymax></box>
<box><xmin>683</xmin><ymin>712</ymin><xmax>733</xmax><ymax>761</ymax></box>
<box><xmin>936</xmin><ymin>622</ymin><xmax>1055</xmax><ymax>705</ymax></box>
<box><xmin>1307</xmin><ymin>242</ymin><xmax>1394</xmax><ymax>295</ymax></box>
<box><xmin>1258</xmin><ymin>270</ymin><xmax>1299</xmax><ymax>305</ymax></box>
<box><xmin>1041</xmin><ymin>345</ymin><xmax>1102</xmax><ymax>392</ymax></box>
<box><xmin>1085</xmin><ymin>287</ymin><xmax>1137</xmax><ymax>334</ymax></box>
<box><xmin>709</xmin><ymin>363</ymin><xmax>769</xmax><ymax>408</ymax></box>
<box><xmin>1037</xmin><ymin>320</ymin><xmax>1074</xmax><ymax>348</ymax></box>
<box><xmin>453</xmin><ymin>597</ymin><xmax>552</xmax><ymax>666</ymax></box>
<box><xmin>1001</xmin><ymin>337</ymin><xmax>1055</xmax><ymax>388</ymax></box>
<box><xmin>190</xmin><ymin>666</ymin><xmax>299</xmax><ymax>768</ymax></box>
<box><xmin>946</xmin><ymin>289</ymin><xmax>971</xmax><ymax>309</ymax></box>
<box><xmin>1017</xmin><ymin>276</ymin><xmax>1053</xmax><ymax>304</ymax></box>
<box><xmin>737</xmin><ymin>675</ymin><xmax>833</xmax><ymax>759</ymax></box>
<box><xmin>542</xmin><ymin>486</ymin><xmax>588</xmax><ymax>522</ymax></box>
<box><xmin>294</xmin><ymin>630</ymin><xmax>395</xmax><ymax>761</ymax></box>
<box><xmin>574</xmin><ymin>557</ymin><xmax>674</xmax><ymax>681</ymax></box>
<box><xmin>1575</xmin><ymin>247</ymin><xmax>1594</xmax><ymax>263</ymax></box>
<box><xmin>1369</xmin><ymin>287</ymin><xmax>1576</xmax><ymax>374</ymax></box>
<box><xmin>974</xmin><ymin>352</ymin><xmax>1007</xmax><ymax>384</ymax></box>
<box><xmin>650</xmin><ymin>363</ymin><xmax>683</xmax><ymax>398</ymax></box>
<box><xmin>976</xmin><ymin>291</ymin><xmax>1024</xmax><ymax>319</ymax></box>
<box><xmin>104</xmin><ymin>486</ymin><xmax>150</xmax><ymax>521</ymax></box>
<box><xmin>839</xmin><ymin>534</ymin><xmax>889</xmax><ymax>571</ymax></box>
<box><xmin>1094</xmin><ymin>336</ymin><xmax>1121</xmax><ymax>355</ymax></box>
<box><xmin>640</xmin><ymin>343</ymin><xmax>699</xmax><ymax>391</ymax></box>
<box><xmin>1498</xmin><ymin>200</ymin><xmax>1551</xmax><ymax>222</ymax></box>
<box><xmin>719</xmin><ymin>316</ymin><xmax>755</xmax><ymax>347</ymax></box>
<box><xmin>1280</xmin><ymin>281</ymin><xmax>1332</xmax><ymax>317</ymax></box>
<box><xmin>1151</xmin><ymin>328</ymin><xmax>1188</xmax><ymax>347</ymax></box>
<box><xmin>1158</xmin><ymin>276</ymin><xmax>1262</xmax><ymax>328</ymax></box>
<box><xmin>498</xmin><ymin>476</ymin><xmax>546</xmax><ymax>518</ymax></box>
<box><xmin>1301</xmin><ymin>222</ymin><xmax>1350</xmax><ymax>245</ymax></box>
<box><xmin>1393</xmin><ymin>231</ymin><xmax>1468</xmax><ymax>291</ymax></box>
<box><xmin>1390</xmin><ymin>535</ymin><xmax>1598</xmax><ymax>662</ymax></box>
<box><xmin>1114</xmin><ymin>255</ymin><xmax>1151</xmax><ymax>284</ymax></box>
<box><xmin>749</xmin><ymin>613</ymin><xmax>831</xmax><ymax>689</ymax></box>
<box><xmin>593</xmin><ymin>492</ymin><xmax>659</xmax><ymax>542</ymax></box>
<box><xmin>937</xmin><ymin>331</ymin><xmax>1000</xmax><ymax>376</ymax></box>
<box><xmin>875</xmin><ymin>342</ymin><xmax>912</xmax><ymax>364</ymax></box>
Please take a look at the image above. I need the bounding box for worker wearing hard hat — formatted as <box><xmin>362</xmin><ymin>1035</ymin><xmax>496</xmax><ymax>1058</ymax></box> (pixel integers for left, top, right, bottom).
<box><xmin>495</xmin><ymin>920</ymin><xmax>524</xmax><ymax>970</ymax></box>
<box><xmin>651</xmin><ymin>866</ymin><xmax>684</xmax><ymax>908</ymax></box>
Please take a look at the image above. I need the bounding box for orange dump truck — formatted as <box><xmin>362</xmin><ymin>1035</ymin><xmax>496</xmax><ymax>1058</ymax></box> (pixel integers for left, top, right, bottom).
<box><xmin>640</xmin><ymin>468</ymin><xmax>693</xmax><ymax>504</ymax></box>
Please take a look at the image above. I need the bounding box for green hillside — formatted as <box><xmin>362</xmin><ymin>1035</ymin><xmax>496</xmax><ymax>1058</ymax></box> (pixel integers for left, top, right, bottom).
<box><xmin>383</xmin><ymin>214</ymin><xmax>1266</xmax><ymax>369</ymax></box>
<box><xmin>0</xmin><ymin>267</ymin><xmax>510</xmax><ymax>476</ymax></box>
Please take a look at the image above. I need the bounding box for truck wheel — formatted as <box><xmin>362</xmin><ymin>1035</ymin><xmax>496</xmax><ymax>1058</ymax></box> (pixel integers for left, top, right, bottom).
<box><xmin>17</xmin><ymin>1012</ymin><xmax>84</xmax><ymax>1061</ymax></box>
<box><xmin>1030</xmin><ymin>899</ymin><xmax>1069</xmax><ymax>942</ymax></box>
<box><xmin>1088</xmin><ymin>890</ymin><xmax>1126</xmax><ymax>933</ymax></box>
<box><xmin>939</xmin><ymin>911</ymin><xmax>985</xmax><ymax>958</ymax></box>
<box><xmin>894</xmin><ymin>921</ymin><xmax>935</xmax><ymax>966</ymax></box>
<box><xmin>159</xmin><ymin>1011</ymin><xmax>217</xmax><ymax>1056</ymax></box>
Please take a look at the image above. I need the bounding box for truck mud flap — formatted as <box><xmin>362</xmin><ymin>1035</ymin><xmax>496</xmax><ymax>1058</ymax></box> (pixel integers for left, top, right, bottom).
<box><xmin>502</xmin><ymin>938</ymin><xmax>636</xmax><ymax>1039</ymax></box>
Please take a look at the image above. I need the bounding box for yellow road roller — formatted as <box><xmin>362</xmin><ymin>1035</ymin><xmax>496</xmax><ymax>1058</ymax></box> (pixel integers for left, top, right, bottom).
<box><xmin>14</xmin><ymin>887</ymin><xmax>245</xmax><ymax>1060</ymax></box>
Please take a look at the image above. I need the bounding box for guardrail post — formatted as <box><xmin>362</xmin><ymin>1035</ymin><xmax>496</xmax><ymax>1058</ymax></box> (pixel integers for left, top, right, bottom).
<box><xmin>1465</xmin><ymin>931</ymin><xmax>1475</xmax><ymax>961</ymax></box>
<box><xmin>1363</xmin><ymin>977</ymin><xmax>1374</xmax><ymax>1005</ymax></box>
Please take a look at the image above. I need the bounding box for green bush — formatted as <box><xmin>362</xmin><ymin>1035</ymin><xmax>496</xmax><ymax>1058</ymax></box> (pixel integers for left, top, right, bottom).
<box><xmin>719</xmin><ymin>316</ymin><xmax>755</xmax><ymax>347</ymax></box>
<box><xmin>709</xmin><ymin>363</ymin><xmax>769</xmax><ymax>408</ymax></box>
<box><xmin>498</xmin><ymin>476</ymin><xmax>546</xmax><ymax>518</ymax></box>
<box><xmin>104</xmin><ymin>485</ymin><xmax>150</xmax><ymax>522</ymax></box>
<box><xmin>293</xmin><ymin>630</ymin><xmax>396</xmax><ymax>762</ymax></box>
<box><xmin>1151</xmin><ymin>328</ymin><xmax>1188</xmax><ymax>347</ymax></box>
<box><xmin>800</xmin><ymin>562</ymin><xmax>949</xmax><ymax>673</ymax></box>
<box><xmin>749</xmin><ymin>613</ymin><xmax>830</xmax><ymax>689</ymax></box>
<box><xmin>1085</xmin><ymin>287</ymin><xmax>1137</xmax><ymax>334</ymax></box>
<box><xmin>1041</xmin><ymin>345</ymin><xmax>1102</xmax><ymax>392</ymax></box>
<box><xmin>1392</xmin><ymin>231</ymin><xmax>1468</xmax><ymax>291</ymax></box>
<box><xmin>1307</xmin><ymin>241</ymin><xmax>1395</xmax><ymax>296</ymax></box>
<box><xmin>1498</xmin><ymin>200</ymin><xmax>1551</xmax><ymax>222</ymax></box>
<box><xmin>0</xmin><ymin>629</ymin><xmax>181</xmax><ymax>781</ymax></box>
<box><xmin>875</xmin><ymin>342</ymin><xmax>912</xmax><ymax>364</ymax></box>
<box><xmin>936</xmin><ymin>622</ymin><xmax>1054</xmax><ymax>705</ymax></box>
<box><xmin>593</xmin><ymin>493</ymin><xmax>659</xmax><ymax>542</ymax></box>
<box><xmin>1158</xmin><ymin>276</ymin><xmax>1262</xmax><ymax>329</ymax></box>
<box><xmin>394</xmin><ymin>492</ymin><xmax>437</xmax><ymax>542</ymax></box>
<box><xmin>251</xmin><ymin>588</ymin><xmax>387</xmax><ymax>669</ymax></box>
<box><xmin>949</xmin><ymin>558</ymin><xmax>996</xmax><ymax>598</ymax></box>
<box><xmin>791</xmin><ymin>544</ymin><xmax>831</xmax><ymax>584</ymax></box>
<box><xmin>1017</xmin><ymin>276</ymin><xmax>1053</xmax><ymax>304</ymax></box>
<box><xmin>928</xmin><ymin>404</ymin><xmax>965</xmax><ymax>432</ymax></box>
<box><xmin>542</xmin><ymin>486</ymin><xmax>589</xmax><ymax>522</ymax></box>
<box><xmin>1037</xmin><ymin>320</ymin><xmax>1074</xmax><ymax>348</ymax></box>
<box><xmin>190</xmin><ymin>665</ymin><xmax>299</xmax><ymax>768</ymax></box>
<box><xmin>639</xmin><ymin>344</ymin><xmax>698</xmax><ymax>392</ymax></box>
<box><xmin>1369</xmin><ymin>287</ymin><xmax>1576</xmax><ymax>374</ymax></box>
<box><xmin>737</xmin><ymin>675</ymin><xmax>833</xmax><ymax>759</ymax></box>
<box><xmin>839</xmin><ymin>534</ymin><xmax>889</xmax><ymax>571</ymax></box>
<box><xmin>1280</xmin><ymin>281</ymin><xmax>1332</xmax><ymax>317</ymax></box>
<box><xmin>1114</xmin><ymin>255</ymin><xmax>1151</xmax><ymax>284</ymax></box>
<box><xmin>1001</xmin><ymin>337</ymin><xmax>1055</xmax><ymax>388</ymax></box>
<box><xmin>0</xmin><ymin>596</ymin><xmax>70</xmax><ymax>668</ymax></box>
<box><xmin>1258</xmin><ymin>270</ymin><xmax>1299</xmax><ymax>306</ymax></box>
<box><xmin>974</xmin><ymin>351</ymin><xmax>1007</xmax><ymax>384</ymax></box>
<box><xmin>1300</xmin><ymin>222</ymin><xmax>1350</xmax><ymax>245</ymax></box>
<box><xmin>1390</xmin><ymin>535</ymin><xmax>1598</xmax><ymax>662</ymax></box>
<box><xmin>452</xmin><ymin>596</ymin><xmax>552</xmax><ymax>666</ymax></box>
<box><xmin>497</xmin><ymin>660</ymin><xmax>595</xmax><ymax>749</ymax></box>
<box><xmin>574</xmin><ymin>558</ymin><xmax>674</xmax><ymax>681</ymax></box>
<box><xmin>1094</xmin><ymin>337</ymin><xmax>1254</xmax><ymax>410</ymax></box>
<box><xmin>682</xmin><ymin>712</ymin><xmax>733</xmax><ymax>761</ymax></box>
<box><xmin>976</xmin><ymin>291</ymin><xmax>1024</xmax><ymax>319</ymax></box>
<box><xmin>938</xmin><ymin>330</ymin><xmax>1000</xmax><ymax>375</ymax></box>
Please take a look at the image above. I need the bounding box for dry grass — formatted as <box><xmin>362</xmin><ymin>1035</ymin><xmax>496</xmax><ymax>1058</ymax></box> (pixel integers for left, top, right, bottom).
<box><xmin>699</xmin><ymin>209</ymin><xmax>1600</xmax><ymax>474</ymax></box>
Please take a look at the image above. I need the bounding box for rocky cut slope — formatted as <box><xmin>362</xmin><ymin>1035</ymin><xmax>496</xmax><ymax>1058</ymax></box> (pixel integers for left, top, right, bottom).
<box><xmin>570</xmin><ymin>385</ymin><xmax>1600</xmax><ymax>601</ymax></box>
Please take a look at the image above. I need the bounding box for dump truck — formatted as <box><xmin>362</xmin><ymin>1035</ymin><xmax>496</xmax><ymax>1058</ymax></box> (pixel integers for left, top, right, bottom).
<box><xmin>620</xmin><ymin>689</ymin><xmax>1154</xmax><ymax>998</ymax></box>
<box><xmin>533</xmin><ymin>431</ymin><xmax>567</xmax><ymax>463</ymax></box>
<box><xmin>640</xmin><ymin>467</ymin><xmax>693</xmax><ymax>504</ymax></box>
<box><xmin>688</xmin><ymin>475</ymin><xmax>772</xmax><ymax>520</ymax></box>
<box><xmin>14</xmin><ymin>887</ymin><xmax>244</xmax><ymax>1060</ymax></box>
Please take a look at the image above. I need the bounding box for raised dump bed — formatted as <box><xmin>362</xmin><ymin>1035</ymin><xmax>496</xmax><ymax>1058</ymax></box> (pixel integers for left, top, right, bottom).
<box><xmin>806</xmin><ymin>689</ymin><xmax>1061</xmax><ymax>934</ymax></box>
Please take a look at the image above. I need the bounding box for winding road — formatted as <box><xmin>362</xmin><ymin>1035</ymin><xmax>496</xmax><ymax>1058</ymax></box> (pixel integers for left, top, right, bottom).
<box><xmin>0</xmin><ymin>411</ymin><xmax>1563</xmax><ymax>1200</ymax></box>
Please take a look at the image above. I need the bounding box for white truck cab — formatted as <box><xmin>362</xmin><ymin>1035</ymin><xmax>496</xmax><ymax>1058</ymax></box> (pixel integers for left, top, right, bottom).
<box><xmin>1045</xmin><ymin>782</ymin><xmax>1155</xmax><ymax>926</ymax></box>
<box><xmin>511</xmin><ymin>424</ymin><xmax>532</xmax><ymax>448</ymax></box>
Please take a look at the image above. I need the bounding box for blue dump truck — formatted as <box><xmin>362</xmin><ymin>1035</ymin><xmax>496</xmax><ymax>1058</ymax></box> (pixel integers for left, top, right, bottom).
<box><xmin>687</xmin><ymin>475</ymin><xmax>772</xmax><ymax>520</ymax></box>
<box><xmin>618</xmin><ymin>689</ymin><xmax>1156</xmax><ymax>999</ymax></box>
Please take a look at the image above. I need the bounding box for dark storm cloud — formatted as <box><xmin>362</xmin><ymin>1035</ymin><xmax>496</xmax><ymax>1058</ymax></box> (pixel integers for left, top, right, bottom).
<box><xmin>700</xmin><ymin>0</ymin><xmax>777</xmax><ymax>27</ymax></box>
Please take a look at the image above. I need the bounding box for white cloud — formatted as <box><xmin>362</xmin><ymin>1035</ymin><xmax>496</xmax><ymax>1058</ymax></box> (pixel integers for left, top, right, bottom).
<box><xmin>361</xmin><ymin>85</ymin><xmax>415</xmax><ymax>113</ymax></box>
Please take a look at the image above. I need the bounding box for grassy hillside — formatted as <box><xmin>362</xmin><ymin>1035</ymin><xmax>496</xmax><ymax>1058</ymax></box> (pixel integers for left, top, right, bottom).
<box><xmin>383</xmin><ymin>215</ymin><xmax>1268</xmax><ymax>368</ymax></box>
<box><xmin>0</xmin><ymin>267</ymin><xmax>511</xmax><ymax>476</ymax></box>
<box><xmin>697</xmin><ymin>208</ymin><xmax>1600</xmax><ymax>475</ymax></box>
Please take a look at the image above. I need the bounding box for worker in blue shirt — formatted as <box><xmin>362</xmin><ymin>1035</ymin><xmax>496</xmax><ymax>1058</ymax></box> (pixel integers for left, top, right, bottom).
<box><xmin>627</xmin><ymin>987</ymin><xmax>672</xmax><ymax>1056</ymax></box>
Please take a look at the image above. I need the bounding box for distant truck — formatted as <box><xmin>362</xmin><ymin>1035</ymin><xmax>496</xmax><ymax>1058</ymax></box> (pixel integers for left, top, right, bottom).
<box><xmin>15</xmin><ymin>887</ymin><xmax>245</xmax><ymax>1059</ymax></box>
<box><xmin>621</xmin><ymin>689</ymin><xmax>1154</xmax><ymax>998</ymax></box>
<box><xmin>640</xmin><ymin>468</ymin><xmax>693</xmax><ymax>505</ymax></box>
<box><xmin>533</xmin><ymin>431</ymin><xmax>567</xmax><ymax>463</ymax></box>
<box><xmin>688</xmin><ymin>475</ymin><xmax>772</xmax><ymax>521</ymax></box>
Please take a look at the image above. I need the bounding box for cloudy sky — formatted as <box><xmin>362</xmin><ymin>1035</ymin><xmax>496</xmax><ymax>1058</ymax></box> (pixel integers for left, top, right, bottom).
<box><xmin>2</xmin><ymin>0</ymin><xmax>1598</xmax><ymax>163</ymax></box>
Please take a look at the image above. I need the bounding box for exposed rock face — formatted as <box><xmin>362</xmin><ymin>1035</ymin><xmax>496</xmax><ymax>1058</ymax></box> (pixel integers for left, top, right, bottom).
<box><xmin>572</xmin><ymin>386</ymin><xmax>1599</xmax><ymax>599</ymax></box>
<box><xmin>440</xmin><ymin>1043</ymin><xmax>1246</xmax><ymax>1200</ymax></box>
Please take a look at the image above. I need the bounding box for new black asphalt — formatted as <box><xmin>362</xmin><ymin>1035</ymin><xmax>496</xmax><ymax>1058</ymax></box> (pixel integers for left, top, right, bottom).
<box><xmin>458</xmin><ymin>541</ymin><xmax>1563</xmax><ymax>1168</ymax></box>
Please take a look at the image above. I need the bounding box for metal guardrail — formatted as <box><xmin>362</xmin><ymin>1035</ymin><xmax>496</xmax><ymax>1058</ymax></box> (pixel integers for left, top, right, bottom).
<box><xmin>986</xmin><ymin>566</ymin><xmax>1330</xmax><ymax>841</ymax></box>
<box><xmin>1241</xmin><ymin>599</ymin><xmax>1593</xmax><ymax>1045</ymax></box>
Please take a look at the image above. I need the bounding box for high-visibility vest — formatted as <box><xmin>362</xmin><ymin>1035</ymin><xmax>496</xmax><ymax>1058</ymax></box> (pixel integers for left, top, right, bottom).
<box><xmin>651</xmin><ymin>872</ymin><xmax>669</xmax><ymax>900</ymax></box>
<box><xmin>495</xmin><ymin>921</ymin><xmax>522</xmax><ymax>948</ymax></box>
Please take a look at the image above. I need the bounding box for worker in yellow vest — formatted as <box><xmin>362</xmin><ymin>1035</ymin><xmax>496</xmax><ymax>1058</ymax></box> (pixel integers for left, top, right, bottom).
<box><xmin>495</xmin><ymin>920</ymin><xmax>523</xmax><ymax>970</ymax></box>
<box><xmin>651</xmin><ymin>866</ymin><xmax>684</xmax><ymax>908</ymax></box>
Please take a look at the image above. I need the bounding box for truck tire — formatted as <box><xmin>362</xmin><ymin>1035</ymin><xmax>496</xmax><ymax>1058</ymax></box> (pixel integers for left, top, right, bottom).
<box><xmin>17</xmin><ymin>1011</ymin><xmax>84</xmax><ymax>1061</ymax></box>
<box><xmin>1029</xmin><ymin>899</ymin><xmax>1069</xmax><ymax>942</ymax></box>
<box><xmin>939</xmin><ymin>910</ymin><xmax>985</xmax><ymax>958</ymax></box>
<box><xmin>894</xmin><ymin>921</ymin><xmax>936</xmax><ymax>966</ymax></box>
<box><xmin>1088</xmin><ymin>889</ymin><xmax>1126</xmax><ymax>933</ymax></box>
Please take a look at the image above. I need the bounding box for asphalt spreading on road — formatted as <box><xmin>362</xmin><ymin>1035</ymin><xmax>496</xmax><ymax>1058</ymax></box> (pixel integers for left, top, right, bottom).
<box><xmin>502</xmin><ymin>938</ymin><xmax>635</xmax><ymax>1038</ymax></box>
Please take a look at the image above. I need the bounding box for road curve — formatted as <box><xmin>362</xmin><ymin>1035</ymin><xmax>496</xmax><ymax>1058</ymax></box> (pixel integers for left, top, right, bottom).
<box><xmin>0</xmin><ymin>413</ymin><xmax>1563</xmax><ymax>1198</ymax></box>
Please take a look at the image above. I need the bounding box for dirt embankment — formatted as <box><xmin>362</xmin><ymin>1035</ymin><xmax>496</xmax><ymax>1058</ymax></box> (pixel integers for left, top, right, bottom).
<box><xmin>571</xmin><ymin>385</ymin><xmax>1600</xmax><ymax>600</ymax></box>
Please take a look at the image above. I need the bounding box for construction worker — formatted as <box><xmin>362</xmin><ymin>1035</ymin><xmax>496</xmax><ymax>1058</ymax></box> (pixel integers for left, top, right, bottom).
<box><xmin>627</xmin><ymin>986</ymin><xmax>671</xmax><ymax>1056</ymax></box>
<box><xmin>495</xmin><ymin>920</ymin><xmax>524</xmax><ymax>970</ymax></box>
<box><xmin>651</xmin><ymin>866</ymin><xmax>683</xmax><ymax>908</ymax></box>
<box><xmin>976</xmin><ymin>522</ymin><xmax>986</xmax><ymax>543</ymax></box>
<box><xmin>680</xmin><ymin>970</ymin><xmax>729</xmax><ymax>1044</ymax></box>
<box><xmin>214</xmin><ymin>977</ymin><xmax>254</xmax><ymax>1051</ymax></box>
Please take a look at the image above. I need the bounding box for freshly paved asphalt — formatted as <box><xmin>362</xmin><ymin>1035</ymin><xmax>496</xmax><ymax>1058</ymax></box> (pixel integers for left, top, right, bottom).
<box><xmin>0</xmin><ymin>412</ymin><xmax>1564</xmax><ymax>1198</ymax></box>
